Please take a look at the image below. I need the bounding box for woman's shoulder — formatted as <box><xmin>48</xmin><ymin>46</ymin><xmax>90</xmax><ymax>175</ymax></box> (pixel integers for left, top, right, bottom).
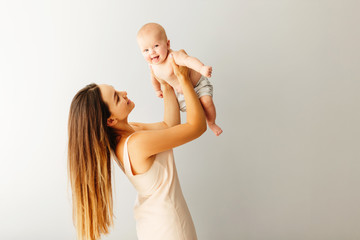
<box><xmin>121</xmin><ymin>132</ymin><xmax>157</xmax><ymax>175</ymax></box>
<box><xmin>116</xmin><ymin>131</ymin><xmax>151</xmax><ymax>163</ymax></box>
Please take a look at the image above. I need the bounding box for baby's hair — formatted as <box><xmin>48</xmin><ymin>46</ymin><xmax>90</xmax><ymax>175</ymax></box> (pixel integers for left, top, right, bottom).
<box><xmin>137</xmin><ymin>22</ymin><xmax>168</xmax><ymax>41</ymax></box>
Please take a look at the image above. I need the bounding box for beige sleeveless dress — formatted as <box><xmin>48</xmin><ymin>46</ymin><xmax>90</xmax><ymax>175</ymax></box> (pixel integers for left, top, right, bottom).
<box><xmin>116</xmin><ymin>134</ymin><xmax>198</xmax><ymax>240</ymax></box>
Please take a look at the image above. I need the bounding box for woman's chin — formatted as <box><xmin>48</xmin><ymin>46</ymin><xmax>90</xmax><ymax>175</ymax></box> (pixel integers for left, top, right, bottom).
<box><xmin>130</xmin><ymin>102</ymin><xmax>135</xmax><ymax>109</ymax></box>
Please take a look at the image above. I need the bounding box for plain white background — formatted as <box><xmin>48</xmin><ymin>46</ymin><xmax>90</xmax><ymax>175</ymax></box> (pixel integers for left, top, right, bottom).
<box><xmin>0</xmin><ymin>0</ymin><xmax>359</xmax><ymax>239</ymax></box>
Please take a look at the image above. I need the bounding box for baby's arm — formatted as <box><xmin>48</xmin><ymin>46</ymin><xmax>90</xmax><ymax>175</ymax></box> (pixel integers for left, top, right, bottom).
<box><xmin>151</xmin><ymin>70</ymin><xmax>163</xmax><ymax>98</ymax></box>
<box><xmin>172</xmin><ymin>50</ymin><xmax>212</xmax><ymax>78</ymax></box>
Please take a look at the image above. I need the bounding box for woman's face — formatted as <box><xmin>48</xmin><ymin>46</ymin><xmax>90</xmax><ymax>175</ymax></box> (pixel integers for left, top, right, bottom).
<box><xmin>99</xmin><ymin>84</ymin><xmax>135</xmax><ymax>122</ymax></box>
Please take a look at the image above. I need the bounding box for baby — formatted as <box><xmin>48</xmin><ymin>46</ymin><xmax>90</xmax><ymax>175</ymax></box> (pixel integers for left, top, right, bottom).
<box><xmin>137</xmin><ymin>23</ymin><xmax>222</xmax><ymax>136</ymax></box>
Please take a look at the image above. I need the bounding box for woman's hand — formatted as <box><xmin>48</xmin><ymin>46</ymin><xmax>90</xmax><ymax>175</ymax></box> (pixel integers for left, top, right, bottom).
<box><xmin>169</xmin><ymin>53</ymin><xmax>189</xmax><ymax>79</ymax></box>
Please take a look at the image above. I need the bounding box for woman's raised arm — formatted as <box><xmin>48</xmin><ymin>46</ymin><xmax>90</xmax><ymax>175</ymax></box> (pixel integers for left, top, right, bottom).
<box><xmin>128</xmin><ymin>55</ymin><xmax>206</xmax><ymax>159</ymax></box>
<box><xmin>129</xmin><ymin>67</ymin><xmax>180</xmax><ymax>131</ymax></box>
<box><xmin>155</xmin><ymin>66</ymin><xmax>180</xmax><ymax>128</ymax></box>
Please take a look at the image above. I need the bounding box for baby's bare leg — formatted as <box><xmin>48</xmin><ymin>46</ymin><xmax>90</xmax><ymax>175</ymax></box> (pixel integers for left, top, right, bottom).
<box><xmin>199</xmin><ymin>95</ymin><xmax>223</xmax><ymax>136</ymax></box>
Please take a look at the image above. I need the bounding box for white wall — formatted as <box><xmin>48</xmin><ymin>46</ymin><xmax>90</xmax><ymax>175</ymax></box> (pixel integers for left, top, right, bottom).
<box><xmin>0</xmin><ymin>0</ymin><xmax>359</xmax><ymax>239</ymax></box>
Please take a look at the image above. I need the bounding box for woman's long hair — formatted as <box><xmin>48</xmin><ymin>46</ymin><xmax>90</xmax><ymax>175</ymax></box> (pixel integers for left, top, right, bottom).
<box><xmin>68</xmin><ymin>83</ymin><xmax>117</xmax><ymax>240</ymax></box>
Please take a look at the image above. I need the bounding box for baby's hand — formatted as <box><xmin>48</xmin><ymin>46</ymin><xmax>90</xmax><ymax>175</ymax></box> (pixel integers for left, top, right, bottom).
<box><xmin>200</xmin><ymin>66</ymin><xmax>212</xmax><ymax>78</ymax></box>
<box><xmin>156</xmin><ymin>90</ymin><xmax>163</xmax><ymax>98</ymax></box>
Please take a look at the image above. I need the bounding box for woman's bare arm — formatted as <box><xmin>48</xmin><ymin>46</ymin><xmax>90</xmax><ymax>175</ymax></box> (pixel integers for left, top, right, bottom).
<box><xmin>129</xmin><ymin>69</ymin><xmax>180</xmax><ymax>130</ymax></box>
<box><xmin>160</xmin><ymin>80</ymin><xmax>180</xmax><ymax>127</ymax></box>
<box><xmin>128</xmin><ymin>55</ymin><xmax>206</xmax><ymax>159</ymax></box>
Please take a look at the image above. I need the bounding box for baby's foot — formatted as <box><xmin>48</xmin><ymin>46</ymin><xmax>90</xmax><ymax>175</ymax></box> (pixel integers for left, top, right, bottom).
<box><xmin>208</xmin><ymin>122</ymin><xmax>223</xmax><ymax>136</ymax></box>
<box><xmin>200</xmin><ymin>66</ymin><xmax>212</xmax><ymax>78</ymax></box>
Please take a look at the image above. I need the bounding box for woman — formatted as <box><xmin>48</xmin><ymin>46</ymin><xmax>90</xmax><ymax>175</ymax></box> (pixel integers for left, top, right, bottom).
<box><xmin>68</xmin><ymin>56</ymin><xmax>206</xmax><ymax>240</ymax></box>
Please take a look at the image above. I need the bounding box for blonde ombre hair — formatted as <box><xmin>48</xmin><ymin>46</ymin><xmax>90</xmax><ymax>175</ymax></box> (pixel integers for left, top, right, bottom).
<box><xmin>68</xmin><ymin>83</ymin><xmax>117</xmax><ymax>240</ymax></box>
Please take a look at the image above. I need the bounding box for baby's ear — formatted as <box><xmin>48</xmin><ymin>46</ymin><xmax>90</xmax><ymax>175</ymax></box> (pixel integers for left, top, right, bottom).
<box><xmin>167</xmin><ymin>40</ymin><xmax>170</xmax><ymax>49</ymax></box>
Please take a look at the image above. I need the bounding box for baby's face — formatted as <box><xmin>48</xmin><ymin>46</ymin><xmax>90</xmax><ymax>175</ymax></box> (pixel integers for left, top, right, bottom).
<box><xmin>137</xmin><ymin>33</ymin><xmax>169</xmax><ymax>65</ymax></box>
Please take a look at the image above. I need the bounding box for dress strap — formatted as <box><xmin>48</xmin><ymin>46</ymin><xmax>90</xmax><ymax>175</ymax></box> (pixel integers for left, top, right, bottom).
<box><xmin>123</xmin><ymin>133</ymin><xmax>136</xmax><ymax>177</ymax></box>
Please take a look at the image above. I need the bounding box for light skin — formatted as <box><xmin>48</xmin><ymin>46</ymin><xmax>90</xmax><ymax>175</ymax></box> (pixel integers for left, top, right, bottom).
<box><xmin>137</xmin><ymin>23</ymin><xmax>223</xmax><ymax>136</ymax></box>
<box><xmin>99</xmin><ymin>58</ymin><xmax>207</xmax><ymax>175</ymax></box>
